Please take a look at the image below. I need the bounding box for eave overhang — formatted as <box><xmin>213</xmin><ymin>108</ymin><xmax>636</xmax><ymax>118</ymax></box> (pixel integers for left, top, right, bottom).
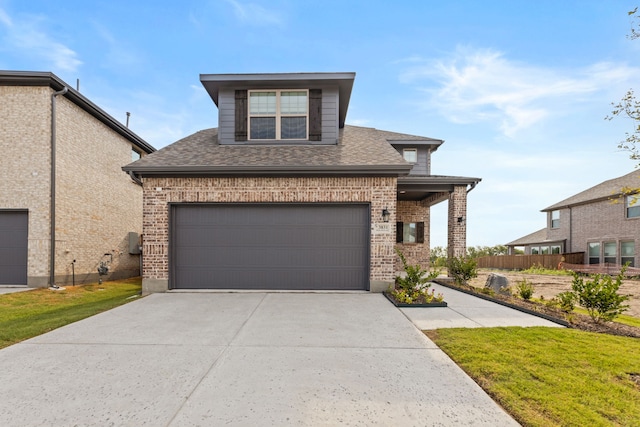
<box><xmin>0</xmin><ymin>71</ymin><xmax>155</xmax><ymax>154</ymax></box>
<box><xmin>200</xmin><ymin>72</ymin><xmax>355</xmax><ymax>128</ymax></box>
<box><xmin>397</xmin><ymin>175</ymin><xmax>481</xmax><ymax>201</ymax></box>
<box><xmin>388</xmin><ymin>139</ymin><xmax>444</xmax><ymax>152</ymax></box>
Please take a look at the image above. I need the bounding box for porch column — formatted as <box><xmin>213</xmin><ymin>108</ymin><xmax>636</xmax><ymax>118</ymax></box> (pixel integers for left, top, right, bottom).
<box><xmin>447</xmin><ymin>185</ymin><xmax>467</xmax><ymax>258</ymax></box>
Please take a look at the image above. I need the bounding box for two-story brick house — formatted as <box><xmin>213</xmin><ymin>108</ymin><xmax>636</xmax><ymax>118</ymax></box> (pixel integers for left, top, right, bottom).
<box><xmin>506</xmin><ymin>170</ymin><xmax>639</xmax><ymax>267</ymax></box>
<box><xmin>0</xmin><ymin>71</ymin><xmax>155</xmax><ymax>287</ymax></box>
<box><xmin>123</xmin><ymin>72</ymin><xmax>480</xmax><ymax>293</ymax></box>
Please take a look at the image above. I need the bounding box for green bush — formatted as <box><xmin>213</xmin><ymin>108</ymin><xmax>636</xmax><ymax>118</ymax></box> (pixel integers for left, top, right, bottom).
<box><xmin>515</xmin><ymin>279</ymin><xmax>534</xmax><ymax>300</ymax></box>
<box><xmin>392</xmin><ymin>249</ymin><xmax>442</xmax><ymax>304</ymax></box>
<box><xmin>569</xmin><ymin>269</ymin><xmax>630</xmax><ymax>323</ymax></box>
<box><xmin>447</xmin><ymin>255</ymin><xmax>478</xmax><ymax>285</ymax></box>
<box><xmin>555</xmin><ymin>291</ymin><xmax>576</xmax><ymax>313</ymax></box>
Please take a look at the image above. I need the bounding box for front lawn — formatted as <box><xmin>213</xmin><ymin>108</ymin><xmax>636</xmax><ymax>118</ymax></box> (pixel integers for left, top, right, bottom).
<box><xmin>0</xmin><ymin>278</ymin><xmax>142</xmax><ymax>349</ymax></box>
<box><xmin>426</xmin><ymin>327</ymin><xmax>640</xmax><ymax>427</ymax></box>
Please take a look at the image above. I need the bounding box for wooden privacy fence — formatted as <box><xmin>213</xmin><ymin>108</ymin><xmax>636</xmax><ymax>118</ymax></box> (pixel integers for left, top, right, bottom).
<box><xmin>476</xmin><ymin>252</ymin><xmax>585</xmax><ymax>270</ymax></box>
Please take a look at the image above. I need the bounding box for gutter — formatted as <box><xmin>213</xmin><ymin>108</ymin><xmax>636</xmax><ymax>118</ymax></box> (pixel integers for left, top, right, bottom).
<box><xmin>50</xmin><ymin>86</ymin><xmax>68</xmax><ymax>288</ymax></box>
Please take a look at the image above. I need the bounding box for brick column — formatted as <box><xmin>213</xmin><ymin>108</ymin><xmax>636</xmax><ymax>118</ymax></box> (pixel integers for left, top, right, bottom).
<box><xmin>447</xmin><ymin>185</ymin><xmax>467</xmax><ymax>258</ymax></box>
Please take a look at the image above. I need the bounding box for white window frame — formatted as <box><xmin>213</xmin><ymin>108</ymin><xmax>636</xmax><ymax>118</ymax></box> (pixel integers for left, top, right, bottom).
<box><xmin>621</xmin><ymin>240</ymin><xmax>635</xmax><ymax>267</ymax></box>
<box><xmin>403</xmin><ymin>148</ymin><xmax>418</xmax><ymax>163</ymax></box>
<box><xmin>588</xmin><ymin>242</ymin><xmax>600</xmax><ymax>264</ymax></box>
<box><xmin>248</xmin><ymin>89</ymin><xmax>309</xmax><ymax>140</ymax></box>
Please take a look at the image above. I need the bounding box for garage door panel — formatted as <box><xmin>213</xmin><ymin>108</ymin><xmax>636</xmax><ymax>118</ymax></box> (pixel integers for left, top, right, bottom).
<box><xmin>0</xmin><ymin>211</ymin><xmax>28</xmax><ymax>285</ymax></box>
<box><xmin>171</xmin><ymin>204</ymin><xmax>369</xmax><ymax>290</ymax></box>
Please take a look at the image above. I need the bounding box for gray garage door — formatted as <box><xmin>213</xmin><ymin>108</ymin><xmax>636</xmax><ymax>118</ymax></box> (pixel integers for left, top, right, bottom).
<box><xmin>171</xmin><ymin>203</ymin><xmax>369</xmax><ymax>290</ymax></box>
<box><xmin>0</xmin><ymin>211</ymin><xmax>28</xmax><ymax>285</ymax></box>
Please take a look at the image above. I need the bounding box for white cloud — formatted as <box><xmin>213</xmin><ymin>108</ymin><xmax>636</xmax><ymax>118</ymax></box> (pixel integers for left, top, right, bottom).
<box><xmin>400</xmin><ymin>46</ymin><xmax>638</xmax><ymax>137</ymax></box>
<box><xmin>0</xmin><ymin>7</ymin><xmax>82</xmax><ymax>73</ymax></box>
<box><xmin>222</xmin><ymin>0</ymin><xmax>284</xmax><ymax>26</ymax></box>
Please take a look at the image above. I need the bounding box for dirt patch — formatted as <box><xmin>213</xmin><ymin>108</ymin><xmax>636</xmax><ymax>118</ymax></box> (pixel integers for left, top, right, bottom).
<box><xmin>469</xmin><ymin>270</ymin><xmax>640</xmax><ymax>318</ymax></box>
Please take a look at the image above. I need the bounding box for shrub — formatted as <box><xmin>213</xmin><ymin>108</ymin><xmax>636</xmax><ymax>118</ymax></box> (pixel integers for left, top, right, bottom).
<box><xmin>515</xmin><ymin>279</ymin><xmax>534</xmax><ymax>300</ymax></box>
<box><xmin>569</xmin><ymin>269</ymin><xmax>630</xmax><ymax>323</ymax></box>
<box><xmin>447</xmin><ymin>255</ymin><xmax>478</xmax><ymax>285</ymax></box>
<box><xmin>392</xmin><ymin>249</ymin><xmax>442</xmax><ymax>304</ymax></box>
<box><xmin>555</xmin><ymin>291</ymin><xmax>576</xmax><ymax>313</ymax></box>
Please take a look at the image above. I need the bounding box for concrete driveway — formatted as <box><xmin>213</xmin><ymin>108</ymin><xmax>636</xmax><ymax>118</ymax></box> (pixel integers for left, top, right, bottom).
<box><xmin>0</xmin><ymin>292</ymin><xmax>520</xmax><ymax>426</ymax></box>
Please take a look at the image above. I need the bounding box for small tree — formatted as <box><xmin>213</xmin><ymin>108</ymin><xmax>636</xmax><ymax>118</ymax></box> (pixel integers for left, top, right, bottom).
<box><xmin>447</xmin><ymin>255</ymin><xmax>478</xmax><ymax>285</ymax></box>
<box><xmin>570</xmin><ymin>269</ymin><xmax>630</xmax><ymax>323</ymax></box>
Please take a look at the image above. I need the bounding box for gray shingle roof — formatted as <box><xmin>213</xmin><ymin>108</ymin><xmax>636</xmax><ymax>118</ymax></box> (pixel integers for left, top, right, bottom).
<box><xmin>542</xmin><ymin>170</ymin><xmax>640</xmax><ymax>211</ymax></box>
<box><xmin>505</xmin><ymin>228</ymin><xmax>551</xmax><ymax>246</ymax></box>
<box><xmin>124</xmin><ymin>125</ymin><xmax>426</xmax><ymax>176</ymax></box>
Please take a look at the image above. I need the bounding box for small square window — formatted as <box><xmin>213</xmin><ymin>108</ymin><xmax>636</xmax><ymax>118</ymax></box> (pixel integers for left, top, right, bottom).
<box><xmin>396</xmin><ymin>222</ymin><xmax>424</xmax><ymax>244</ymax></box>
<box><xmin>551</xmin><ymin>245</ymin><xmax>561</xmax><ymax>254</ymax></box>
<box><xmin>403</xmin><ymin>149</ymin><xmax>417</xmax><ymax>163</ymax></box>
<box><xmin>531</xmin><ymin>247</ymin><xmax>539</xmax><ymax>255</ymax></box>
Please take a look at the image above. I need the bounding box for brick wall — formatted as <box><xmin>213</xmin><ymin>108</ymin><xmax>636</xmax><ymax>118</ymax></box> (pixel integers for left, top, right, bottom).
<box><xmin>0</xmin><ymin>85</ymin><xmax>143</xmax><ymax>286</ymax></box>
<box><xmin>142</xmin><ymin>176</ymin><xmax>397</xmax><ymax>291</ymax></box>
<box><xmin>569</xmin><ymin>198</ymin><xmax>639</xmax><ymax>265</ymax></box>
<box><xmin>447</xmin><ymin>185</ymin><xmax>467</xmax><ymax>258</ymax></box>
<box><xmin>395</xmin><ymin>200</ymin><xmax>430</xmax><ymax>271</ymax></box>
<box><xmin>0</xmin><ymin>86</ymin><xmax>52</xmax><ymax>285</ymax></box>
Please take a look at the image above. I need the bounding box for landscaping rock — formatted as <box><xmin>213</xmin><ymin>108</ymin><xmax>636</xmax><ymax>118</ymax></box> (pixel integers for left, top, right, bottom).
<box><xmin>485</xmin><ymin>273</ymin><xmax>511</xmax><ymax>296</ymax></box>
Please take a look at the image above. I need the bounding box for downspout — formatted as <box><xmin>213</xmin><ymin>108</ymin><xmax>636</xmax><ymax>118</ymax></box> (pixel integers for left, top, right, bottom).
<box><xmin>50</xmin><ymin>86</ymin><xmax>68</xmax><ymax>288</ymax></box>
<box><xmin>128</xmin><ymin>170</ymin><xmax>143</xmax><ymax>186</ymax></box>
<box><xmin>467</xmin><ymin>182</ymin><xmax>478</xmax><ymax>193</ymax></box>
<box><xmin>568</xmin><ymin>206</ymin><xmax>573</xmax><ymax>253</ymax></box>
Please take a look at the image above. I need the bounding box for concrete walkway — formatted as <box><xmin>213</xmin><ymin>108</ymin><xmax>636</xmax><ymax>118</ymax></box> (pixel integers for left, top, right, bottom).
<box><xmin>402</xmin><ymin>283</ymin><xmax>563</xmax><ymax>330</ymax></box>
<box><xmin>0</xmin><ymin>292</ymin><xmax>521</xmax><ymax>426</ymax></box>
<box><xmin>0</xmin><ymin>286</ymin><xmax>31</xmax><ymax>295</ymax></box>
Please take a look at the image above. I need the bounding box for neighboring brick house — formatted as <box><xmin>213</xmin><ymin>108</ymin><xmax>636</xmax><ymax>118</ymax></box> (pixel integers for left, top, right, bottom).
<box><xmin>123</xmin><ymin>72</ymin><xmax>480</xmax><ymax>293</ymax></box>
<box><xmin>0</xmin><ymin>71</ymin><xmax>155</xmax><ymax>287</ymax></box>
<box><xmin>506</xmin><ymin>170</ymin><xmax>640</xmax><ymax>267</ymax></box>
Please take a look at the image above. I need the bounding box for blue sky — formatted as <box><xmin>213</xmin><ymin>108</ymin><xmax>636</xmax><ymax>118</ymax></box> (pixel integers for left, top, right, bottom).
<box><xmin>1</xmin><ymin>0</ymin><xmax>639</xmax><ymax>248</ymax></box>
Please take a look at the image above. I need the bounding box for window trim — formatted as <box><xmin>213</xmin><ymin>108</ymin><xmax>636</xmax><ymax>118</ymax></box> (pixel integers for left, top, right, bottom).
<box><xmin>396</xmin><ymin>222</ymin><xmax>424</xmax><ymax>244</ymax></box>
<box><xmin>248</xmin><ymin>89</ymin><xmax>309</xmax><ymax>141</ymax></box>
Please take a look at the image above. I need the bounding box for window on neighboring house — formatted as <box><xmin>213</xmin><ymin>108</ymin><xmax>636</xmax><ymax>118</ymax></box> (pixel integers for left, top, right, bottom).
<box><xmin>551</xmin><ymin>210</ymin><xmax>560</xmax><ymax>228</ymax></box>
<box><xmin>604</xmin><ymin>242</ymin><xmax>616</xmax><ymax>264</ymax></box>
<box><xmin>540</xmin><ymin>246</ymin><xmax>550</xmax><ymax>255</ymax></box>
<box><xmin>132</xmin><ymin>149</ymin><xmax>141</xmax><ymax>162</ymax></box>
<box><xmin>396</xmin><ymin>222</ymin><xmax>424</xmax><ymax>244</ymax></box>
<box><xmin>551</xmin><ymin>245</ymin><xmax>561</xmax><ymax>254</ymax></box>
<box><xmin>248</xmin><ymin>90</ymin><xmax>308</xmax><ymax>140</ymax></box>
<box><xmin>531</xmin><ymin>247</ymin><xmax>540</xmax><ymax>255</ymax></box>
<box><xmin>403</xmin><ymin>149</ymin><xmax>417</xmax><ymax>163</ymax></box>
<box><xmin>626</xmin><ymin>194</ymin><xmax>640</xmax><ymax>218</ymax></box>
<box><xmin>588</xmin><ymin>242</ymin><xmax>600</xmax><ymax>264</ymax></box>
<box><xmin>621</xmin><ymin>241</ymin><xmax>635</xmax><ymax>267</ymax></box>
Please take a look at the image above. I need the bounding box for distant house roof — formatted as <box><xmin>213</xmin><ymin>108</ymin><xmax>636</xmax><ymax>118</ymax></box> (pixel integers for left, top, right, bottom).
<box><xmin>0</xmin><ymin>70</ymin><xmax>155</xmax><ymax>154</ymax></box>
<box><xmin>542</xmin><ymin>170</ymin><xmax>640</xmax><ymax>211</ymax></box>
<box><xmin>505</xmin><ymin>228</ymin><xmax>551</xmax><ymax>246</ymax></box>
<box><xmin>124</xmin><ymin>125</ymin><xmax>421</xmax><ymax>176</ymax></box>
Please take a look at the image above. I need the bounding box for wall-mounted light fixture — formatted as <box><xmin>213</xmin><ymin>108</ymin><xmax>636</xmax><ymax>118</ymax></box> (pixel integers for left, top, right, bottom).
<box><xmin>382</xmin><ymin>208</ymin><xmax>391</xmax><ymax>223</ymax></box>
<box><xmin>457</xmin><ymin>216</ymin><xmax>465</xmax><ymax>223</ymax></box>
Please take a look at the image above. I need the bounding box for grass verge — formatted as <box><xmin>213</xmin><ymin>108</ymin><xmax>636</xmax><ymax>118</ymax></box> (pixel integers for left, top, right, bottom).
<box><xmin>0</xmin><ymin>278</ymin><xmax>142</xmax><ymax>349</ymax></box>
<box><xmin>426</xmin><ymin>327</ymin><xmax>640</xmax><ymax>427</ymax></box>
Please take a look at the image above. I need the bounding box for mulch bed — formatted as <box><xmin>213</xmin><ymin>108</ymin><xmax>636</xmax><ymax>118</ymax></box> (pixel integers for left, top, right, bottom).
<box><xmin>434</xmin><ymin>279</ymin><xmax>640</xmax><ymax>339</ymax></box>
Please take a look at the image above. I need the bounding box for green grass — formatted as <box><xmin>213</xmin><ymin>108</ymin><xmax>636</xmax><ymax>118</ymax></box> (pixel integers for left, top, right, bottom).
<box><xmin>569</xmin><ymin>306</ymin><xmax>640</xmax><ymax>328</ymax></box>
<box><xmin>520</xmin><ymin>264</ymin><xmax>572</xmax><ymax>275</ymax></box>
<box><xmin>427</xmin><ymin>327</ymin><xmax>640</xmax><ymax>427</ymax></box>
<box><xmin>0</xmin><ymin>278</ymin><xmax>142</xmax><ymax>349</ymax></box>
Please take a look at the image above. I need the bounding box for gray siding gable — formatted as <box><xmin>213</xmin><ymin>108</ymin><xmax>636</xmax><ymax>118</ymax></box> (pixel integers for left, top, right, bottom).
<box><xmin>217</xmin><ymin>86</ymin><xmax>339</xmax><ymax>145</ymax></box>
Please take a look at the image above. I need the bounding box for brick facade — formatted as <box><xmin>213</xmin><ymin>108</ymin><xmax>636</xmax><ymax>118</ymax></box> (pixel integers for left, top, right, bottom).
<box><xmin>0</xmin><ymin>85</ymin><xmax>144</xmax><ymax>286</ymax></box>
<box><xmin>141</xmin><ymin>176</ymin><xmax>397</xmax><ymax>293</ymax></box>
<box><xmin>395</xmin><ymin>200</ymin><xmax>430</xmax><ymax>271</ymax></box>
<box><xmin>447</xmin><ymin>185</ymin><xmax>468</xmax><ymax>258</ymax></box>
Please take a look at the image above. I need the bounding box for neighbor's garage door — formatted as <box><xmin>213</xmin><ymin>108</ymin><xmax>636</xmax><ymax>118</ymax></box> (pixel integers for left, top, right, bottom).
<box><xmin>0</xmin><ymin>211</ymin><xmax>28</xmax><ymax>285</ymax></box>
<box><xmin>171</xmin><ymin>204</ymin><xmax>369</xmax><ymax>290</ymax></box>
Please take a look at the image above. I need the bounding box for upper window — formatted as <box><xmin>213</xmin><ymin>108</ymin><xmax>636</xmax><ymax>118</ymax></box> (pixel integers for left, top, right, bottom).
<box><xmin>626</xmin><ymin>194</ymin><xmax>640</xmax><ymax>218</ymax></box>
<box><xmin>131</xmin><ymin>149</ymin><xmax>141</xmax><ymax>162</ymax></box>
<box><xmin>550</xmin><ymin>210</ymin><xmax>560</xmax><ymax>228</ymax></box>
<box><xmin>249</xmin><ymin>90</ymin><xmax>308</xmax><ymax>140</ymax></box>
<box><xmin>403</xmin><ymin>149</ymin><xmax>417</xmax><ymax>163</ymax></box>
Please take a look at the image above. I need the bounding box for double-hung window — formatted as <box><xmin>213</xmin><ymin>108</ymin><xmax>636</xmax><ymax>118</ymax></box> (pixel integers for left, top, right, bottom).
<box><xmin>588</xmin><ymin>242</ymin><xmax>600</xmax><ymax>264</ymax></box>
<box><xmin>249</xmin><ymin>90</ymin><xmax>308</xmax><ymax>140</ymax></box>
<box><xmin>604</xmin><ymin>242</ymin><xmax>617</xmax><ymax>264</ymax></box>
<box><xmin>621</xmin><ymin>241</ymin><xmax>635</xmax><ymax>267</ymax></box>
<box><xmin>550</xmin><ymin>210</ymin><xmax>560</xmax><ymax>228</ymax></box>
